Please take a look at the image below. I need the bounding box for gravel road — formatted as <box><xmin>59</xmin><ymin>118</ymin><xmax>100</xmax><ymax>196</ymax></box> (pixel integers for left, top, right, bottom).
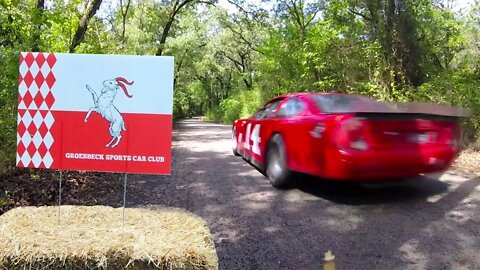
<box><xmin>127</xmin><ymin>118</ymin><xmax>480</xmax><ymax>270</ymax></box>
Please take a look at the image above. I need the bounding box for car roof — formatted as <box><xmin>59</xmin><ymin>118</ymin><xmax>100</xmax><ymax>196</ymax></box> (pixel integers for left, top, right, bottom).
<box><xmin>263</xmin><ymin>92</ymin><xmax>471</xmax><ymax>117</ymax></box>
<box><xmin>265</xmin><ymin>92</ymin><xmax>366</xmax><ymax>103</ymax></box>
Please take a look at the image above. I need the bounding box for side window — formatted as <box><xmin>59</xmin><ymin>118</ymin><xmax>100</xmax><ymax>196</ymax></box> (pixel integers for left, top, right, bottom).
<box><xmin>255</xmin><ymin>99</ymin><xmax>283</xmax><ymax>119</ymax></box>
<box><xmin>277</xmin><ymin>98</ymin><xmax>305</xmax><ymax>117</ymax></box>
<box><xmin>254</xmin><ymin>108</ymin><xmax>266</xmax><ymax>119</ymax></box>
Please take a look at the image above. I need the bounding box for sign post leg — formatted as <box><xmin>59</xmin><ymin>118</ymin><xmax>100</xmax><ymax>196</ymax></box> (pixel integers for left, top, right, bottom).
<box><xmin>58</xmin><ymin>170</ymin><xmax>63</xmax><ymax>223</ymax></box>
<box><xmin>123</xmin><ymin>173</ymin><xmax>128</xmax><ymax>226</ymax></box>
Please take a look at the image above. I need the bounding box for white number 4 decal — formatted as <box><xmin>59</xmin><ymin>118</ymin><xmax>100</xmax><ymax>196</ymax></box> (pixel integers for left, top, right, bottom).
<box><xmin>243</xmin><ymin>123</ymin><xmax>261</xmax><ymax>155</ymax></box>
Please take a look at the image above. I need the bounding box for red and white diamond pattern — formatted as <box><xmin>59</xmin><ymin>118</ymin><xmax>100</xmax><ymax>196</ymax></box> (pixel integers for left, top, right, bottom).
<box><xmin>17</xmin><ymin>52</ymin><xmax>57</xmax><ymax>168</ymax></box>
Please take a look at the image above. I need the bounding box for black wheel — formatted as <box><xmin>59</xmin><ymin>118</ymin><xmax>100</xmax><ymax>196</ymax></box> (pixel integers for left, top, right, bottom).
<box><xmin>232</xmin><ymin>128</ymin><xmax>240</xmax><ymax>156</ymax></box>
<box><xmin>266</xmin><ymin>134</ymin><xmax>291</xmax><ymax>188</ymax></box>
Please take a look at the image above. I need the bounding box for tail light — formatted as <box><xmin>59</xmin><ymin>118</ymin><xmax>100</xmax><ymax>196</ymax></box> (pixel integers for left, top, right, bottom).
<box><xmin>335</xmin><ymin>118</ymin><xmax>368</xmax><ymax>150</ymax></box>
<box><xmin>444</xmin><ymin>124</ymin><xmax>461</xmax><ymax>147</ymax></box>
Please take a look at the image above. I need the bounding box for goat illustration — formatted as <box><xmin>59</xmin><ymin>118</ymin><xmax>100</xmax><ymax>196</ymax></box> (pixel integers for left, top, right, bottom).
<box><xmin>84</xmin><ymin>77</ymin><xmax>134</xmax><ymax>148</ymax></box>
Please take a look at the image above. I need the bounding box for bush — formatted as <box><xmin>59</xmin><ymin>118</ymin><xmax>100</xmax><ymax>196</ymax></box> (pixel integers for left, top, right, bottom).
<box><xmin>0</xmin><ymin>50</ymin><xmax>21</xmax><ymax>175</ymax></box>
<box><xmin>0</xmin><ymin>112</ymin><xmax>16</xmax><ymax>176</ymax></box>
<box><xmin>205</xmin><ymin>98</ymin><xmax>241</xmax><ymax>124</ymax></box>
<box><xmin>239</xmin><ymin>89</ymin><xmax>261</xmax><ymax>119</ymax></box>
<box><xmin>205</xmin><ymin>107</ymin><xmax>222</xmax><ymax>123</ymax></box>
<box><xmin>205</xmin><ymin>89</ymin><xmax>261</xmax><ymax>124</ymax></box>
<box><xmin>219</xmin><ymin>98</ymin><xmax>242</xmax><ymax>124</ymax></box>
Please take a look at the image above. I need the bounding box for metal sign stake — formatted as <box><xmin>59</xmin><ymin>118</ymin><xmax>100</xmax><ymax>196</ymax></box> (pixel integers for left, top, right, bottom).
<box><xmin>122</xmin><ymin>173</ymin><xmax>128</xmax><ymax>226</ymax></box>
<box><xmin>58</xmin><ymin>170</ymin><xmax>63</xmax><ymax>223</ymax></box>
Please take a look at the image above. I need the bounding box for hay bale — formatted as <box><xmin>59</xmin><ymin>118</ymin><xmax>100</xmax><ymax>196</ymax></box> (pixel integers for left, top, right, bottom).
<box><xmin>0</xmin><ymin>206</ymin><xmax>218</xmax><ymax>270</ymax></box>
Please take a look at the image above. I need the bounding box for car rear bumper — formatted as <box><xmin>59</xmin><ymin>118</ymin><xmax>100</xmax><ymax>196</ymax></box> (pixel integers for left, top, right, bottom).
<box><xmin>323</xmin><ymin>146</ymin><xmax>459</xmax><ymax>181</ymax></box>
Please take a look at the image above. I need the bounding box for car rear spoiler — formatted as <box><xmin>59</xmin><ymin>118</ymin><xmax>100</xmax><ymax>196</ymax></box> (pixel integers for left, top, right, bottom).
<box><xmin>354</xmin><ymin>112</ymin><xmax>464</xmax><ymax>121</ymax></box>
<box><xmin>348</xmin><ymin>101</ymin><xmax>472</xmax><ymax>120</ymax></box>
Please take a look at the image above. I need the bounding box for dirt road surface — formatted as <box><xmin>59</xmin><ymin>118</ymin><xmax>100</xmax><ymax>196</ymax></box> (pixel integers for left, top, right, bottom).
<box><xmin>127</xmin><ymin>119</ymin><xmax>480</xmax><ymax>270</ymax></box>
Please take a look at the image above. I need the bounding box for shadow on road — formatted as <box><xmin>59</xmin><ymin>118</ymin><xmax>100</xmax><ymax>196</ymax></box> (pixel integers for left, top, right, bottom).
<box><xmin>246</xmin><ymin>157</ymin><xmax>450</xmax><ymax>205</ymax></box>
<box><xmin>292</xmin><ymin>174</ymin><xmax>450</xmax><ymax>205</ymax></box>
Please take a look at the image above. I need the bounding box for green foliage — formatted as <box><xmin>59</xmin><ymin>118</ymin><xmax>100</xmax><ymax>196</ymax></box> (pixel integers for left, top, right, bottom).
<box><xmin>238</xmin><ymin>89</ymin><xmax>261</xmax><ymax>118</ymax></box>
<box><xmin>219</xmin><ymin>99</ymin><xmax>242</xmax><ymax>124</ymax></box>
<box><xmin>0</xmin><ymin>49</ymin><xmax>19</xmax><ymax>175</ymax></box>
<box><xmin>205</xmin><ymin>89</ymin><xmax>261</xmax><ymax>124</ymax></box>
<box><xmin>205</xmin><ymin>107</ymin><xmax>221</xmax><ymax>122</ymax></box>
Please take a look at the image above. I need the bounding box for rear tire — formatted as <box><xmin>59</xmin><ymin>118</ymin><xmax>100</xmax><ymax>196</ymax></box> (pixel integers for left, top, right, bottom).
<box><xmin>232</xmin><ymin>128</ymin><xmax>240</xmax><ymax>156</ymax></box>
<box><xmin>266</xmin><ymin>134</ymin><xmax>291</xmax><ymax>188</ymax></box>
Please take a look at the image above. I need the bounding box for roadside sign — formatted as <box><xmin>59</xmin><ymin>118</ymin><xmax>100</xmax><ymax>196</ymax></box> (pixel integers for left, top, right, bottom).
<box><xmin>16</xmin><ymin>52</ymin><xmax>174</xmax><ymax>174</ymax></box>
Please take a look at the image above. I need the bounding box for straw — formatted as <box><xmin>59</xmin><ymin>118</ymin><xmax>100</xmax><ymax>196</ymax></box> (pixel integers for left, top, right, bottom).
<box><xmin>0</xmin><ymin>205</ymin><xmax>218</xmax><ymax>270</ymax></box>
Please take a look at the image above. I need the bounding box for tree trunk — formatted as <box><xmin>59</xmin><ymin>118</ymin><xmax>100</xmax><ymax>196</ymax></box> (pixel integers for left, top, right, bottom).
<box><xmin>69</xmin><ymin>0</ymin><xmax>104</xmax><ymax>53</ymax></box>
<box><xmin>289</xmin><ymin>0</ymin><xmax>320</xmax><ymax>83</ymax></box>
<box><xmin>155</xmin><ymin>0</ymin><xmax>198</xmax><ymax>56</ymax></box>
<box><xmin>397</xmin><ymin>1</ymin><xmax>424</xmax><ymax>87</ymax></box>
<box><xmin>120</xmin><ymin>0</ymin><xmax>132</xmax><ymax>47</ymax></box>
<box><xmin>155</xmin><ymin>16</ymin><xmax>175</xmax><ymax>56</ymax></box>
<box><xmin>32</xmin><ymin>0</ymin><xmax>45</xmax><ymax>52</ymax></box>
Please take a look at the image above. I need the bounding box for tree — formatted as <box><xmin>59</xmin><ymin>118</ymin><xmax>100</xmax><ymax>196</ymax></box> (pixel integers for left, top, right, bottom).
<box><xmin>155</xmin><ymin>0</ymin><xmax>216</xmax><ymax>56</ymax></box>
<box><xmin>69</xmin><ymin>0</ymin><xmax>104</xmax><ymax>53</ymax></box>
<box><xmin>32</xmin><ymin>0</ymin><xmax>45</xmax><ymax>52</ymax></box>
<box><xmin>119</xmin><ymin>0</ymin><xmax>132</xmax><ymax>47</ymax></box>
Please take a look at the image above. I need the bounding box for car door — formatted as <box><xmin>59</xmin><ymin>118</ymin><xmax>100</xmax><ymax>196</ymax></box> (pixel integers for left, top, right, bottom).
<box><xmin>273</xmin><ymin>96</ymin><xmax>326</xmax><ymax>175</ymax></box>
<box><xmin>243</xmin><ymin>99</ymin><xmax>283</xmax><ymax>165</ymax></box>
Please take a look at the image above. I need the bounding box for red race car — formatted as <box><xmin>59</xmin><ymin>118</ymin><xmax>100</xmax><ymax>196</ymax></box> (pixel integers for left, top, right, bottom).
<box><xmin>231</xmin><ymin>92</ymin><xmax>469</xmax><ymax>188</ymax></box>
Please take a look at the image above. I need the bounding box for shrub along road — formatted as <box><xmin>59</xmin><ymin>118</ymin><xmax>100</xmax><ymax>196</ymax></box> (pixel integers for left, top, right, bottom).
<box><xmin>127</xmin><ymin>118</ymin><xmax>480</xmax><ymax>270</ymax></box>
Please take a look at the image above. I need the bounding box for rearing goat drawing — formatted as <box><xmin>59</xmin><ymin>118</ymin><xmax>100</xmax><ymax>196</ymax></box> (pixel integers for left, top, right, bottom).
<box><xmin>84</xmin><ymin>77</ymin><xmax>134</xmax><ymax>148</ymax></box>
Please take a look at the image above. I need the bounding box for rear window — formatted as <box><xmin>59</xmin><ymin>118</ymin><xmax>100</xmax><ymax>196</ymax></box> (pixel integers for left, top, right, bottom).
<box><xmin>312</xmin><ymin>94</ymin><xmax>391</xmax><ymax>113</ymax></box>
